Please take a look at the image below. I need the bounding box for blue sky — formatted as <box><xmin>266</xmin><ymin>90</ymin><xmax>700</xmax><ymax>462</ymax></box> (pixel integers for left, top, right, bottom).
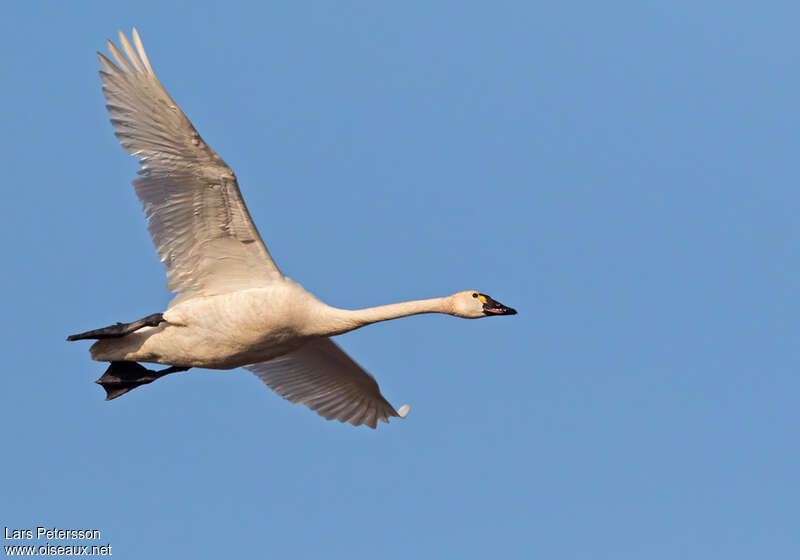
<box><xmin>2</xmin><ymin>1</ymin><xmax>800</xmax><ymax>558</ymax></box>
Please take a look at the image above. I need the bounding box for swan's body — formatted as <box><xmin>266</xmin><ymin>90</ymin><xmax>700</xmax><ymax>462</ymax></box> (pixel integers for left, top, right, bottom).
<box><xmin>92</xmin><ymin>282</ymin><xmax>320</xmax><ymax>369</ymax></box>
<box><xmin>70</xmin><ymin>29</ymin><xmax>516</xmax><ymax>429</ymax></box>
<box><xmin>90</xmin><ymin>280</ymin><xmax>455</xmax><ymax>369</ymax></box>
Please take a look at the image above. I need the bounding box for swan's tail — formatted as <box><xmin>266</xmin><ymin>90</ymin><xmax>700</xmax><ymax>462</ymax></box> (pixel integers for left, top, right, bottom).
<box><xmin>96</xmin><ymin>361</ymin><xmax>189</xmax><ymax>400</ymax></box>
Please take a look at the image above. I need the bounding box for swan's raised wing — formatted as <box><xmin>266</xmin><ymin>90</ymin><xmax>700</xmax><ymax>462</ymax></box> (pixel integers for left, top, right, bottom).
<box><xmin>245</xmin><ymin>338</ymin><xmax>410</xmax><ymax>429</ymax></box>
<box><xmin>98</xmin><ymin>29</ymin><xmax>281</xmax><ymax>298</ymax></box>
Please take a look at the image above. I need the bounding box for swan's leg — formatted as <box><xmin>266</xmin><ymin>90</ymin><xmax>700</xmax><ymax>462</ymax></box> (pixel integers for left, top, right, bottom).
<box><xmin>95</xmin><ymin>361</ymin><xmax>190</xmax><ymax>400</ymax></box>
<box><xmin>67</xmin><ymin>313</ymin><xmax>164</xmax><ymax>341</ymax></box>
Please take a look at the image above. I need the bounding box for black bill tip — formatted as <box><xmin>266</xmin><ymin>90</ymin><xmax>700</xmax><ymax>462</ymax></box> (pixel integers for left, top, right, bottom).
<box><xmin>480</xmin><ymin>294</ymin><xmax>518</xmax><ymax>316</ymax></box>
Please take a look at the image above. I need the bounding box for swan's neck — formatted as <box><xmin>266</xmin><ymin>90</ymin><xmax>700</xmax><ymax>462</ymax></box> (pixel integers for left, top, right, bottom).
<box><xmin>315</xmin><ymin>296</ymin><xmax>453</xmax><ymax>337</ymax></box>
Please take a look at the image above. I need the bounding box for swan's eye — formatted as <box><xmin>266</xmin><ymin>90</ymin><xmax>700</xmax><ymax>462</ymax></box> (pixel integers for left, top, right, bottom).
<box><xmin>472</xmin><ymin>293</ymin><xmax>478</xmax><ymax>298</ymax></box>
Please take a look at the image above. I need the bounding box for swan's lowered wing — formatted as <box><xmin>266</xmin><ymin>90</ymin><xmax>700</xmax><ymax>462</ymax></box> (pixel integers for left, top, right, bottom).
<box><xmin>98</xmin><ymin>30</ymin><xmax>281</xmax><ymax>298</ymax></box>
<box><xmin>245</xmin><ymin>338</ymin><xmax>410</xmax><ymax>429</ymax></box>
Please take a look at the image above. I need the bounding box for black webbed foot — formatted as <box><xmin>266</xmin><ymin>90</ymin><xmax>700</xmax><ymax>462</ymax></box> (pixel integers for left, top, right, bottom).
<box><xmin>67</xmin><ymin>313</ymin><xmax>164</xmax><ymax>341</ymax></box>
<box><xmin>96</xmin><ymin>361</ymin><xmax>190</xmax><ymax>400</ymax></box>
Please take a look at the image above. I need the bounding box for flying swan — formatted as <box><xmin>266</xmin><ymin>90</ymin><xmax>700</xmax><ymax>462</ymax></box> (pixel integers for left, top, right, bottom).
<box><xmin>68</xmin><ymin>29</ymin><xmax>517</xmax><ymax>429</ymax></box>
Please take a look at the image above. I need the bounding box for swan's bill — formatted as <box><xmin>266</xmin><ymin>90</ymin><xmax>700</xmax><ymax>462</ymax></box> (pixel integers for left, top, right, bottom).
<box><xmin>476</xmin><ymin>293</ymin><xmax>517</xmax><ymax>316</ymax></box>
<box><xmin>397</xmin><ymin>404</ymin><xmax>411</xmax><ymax>418</ymax></box>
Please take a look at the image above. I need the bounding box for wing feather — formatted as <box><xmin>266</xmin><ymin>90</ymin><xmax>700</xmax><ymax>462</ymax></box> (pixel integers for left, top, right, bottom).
<box><xmin>98</xmin><ymin>29</ymin><xmax>281</xmax><ymax>298</ymax></box>
<box><xmin>245</xmin><ymin>338</ymin><xmax>408</xmax><ymax>429</ymax></box>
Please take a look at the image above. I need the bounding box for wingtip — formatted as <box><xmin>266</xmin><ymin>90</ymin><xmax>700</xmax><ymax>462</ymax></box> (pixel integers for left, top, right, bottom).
<box><xmin>130</xmin><ymin>27</ymin><xmax>154</xmax><ymax>75</ymax></box>
<box><xmin>397</xmin><ymin>404</ymin><xmax>411</xmax><ymax>418</ymax></box>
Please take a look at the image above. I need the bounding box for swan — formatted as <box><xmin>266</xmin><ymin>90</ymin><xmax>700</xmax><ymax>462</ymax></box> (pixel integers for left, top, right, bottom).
<box><xmin>68</xmin><ymin>29</ymin><xmax>517</xmax><ymax>429</ymax></box>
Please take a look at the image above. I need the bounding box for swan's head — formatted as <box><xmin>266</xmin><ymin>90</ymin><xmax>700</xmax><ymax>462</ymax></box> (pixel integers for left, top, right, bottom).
<box><xmin>450</xmin><ymin>291</ymin><xmax>517</xmax><ymax>319</ymax></box>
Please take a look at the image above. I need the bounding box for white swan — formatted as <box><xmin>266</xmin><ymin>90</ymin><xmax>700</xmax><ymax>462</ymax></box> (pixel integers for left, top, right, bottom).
<box><xmin>68</xmin><ymin>29</ymin><xmax>517</xmax><ymax>429</ymax></box>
